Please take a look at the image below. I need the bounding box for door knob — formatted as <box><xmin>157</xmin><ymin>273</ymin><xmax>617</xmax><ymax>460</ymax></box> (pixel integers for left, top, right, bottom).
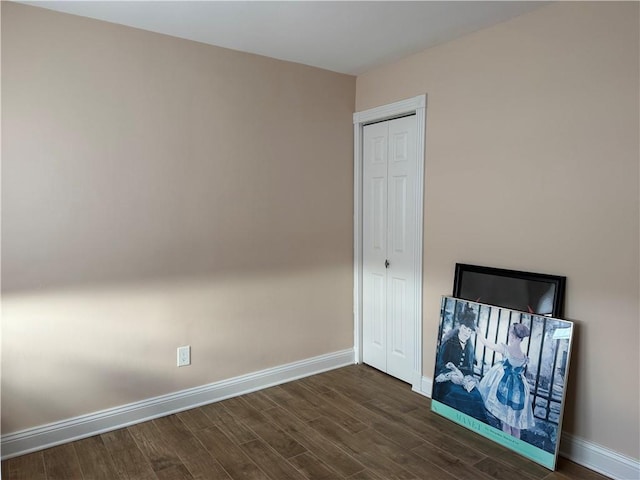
<box><xmin>385</xmin><ymin>259</ymin><xmax>390</xmax><ymax>268</ymax></box>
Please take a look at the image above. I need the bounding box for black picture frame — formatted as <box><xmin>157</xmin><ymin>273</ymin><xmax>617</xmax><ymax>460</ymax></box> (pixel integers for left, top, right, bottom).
<box><xmin>452</xmin><ymin>263</ymin><xmax>566</xmax><ymax>317</ymax></box>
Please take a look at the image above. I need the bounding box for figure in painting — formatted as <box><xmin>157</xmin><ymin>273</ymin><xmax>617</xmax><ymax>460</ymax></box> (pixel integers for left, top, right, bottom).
<box><xmin>477</xmin><ymin>323</ymin><xmax>536</xmax><ymax>438</ymax></box>
<box><xmin>433</xmin><ymin>305</ymin><xmax>487</xmax><ymax>423</ymax></box>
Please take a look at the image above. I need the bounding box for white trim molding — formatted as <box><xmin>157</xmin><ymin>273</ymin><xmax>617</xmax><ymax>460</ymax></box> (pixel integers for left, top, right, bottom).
<box><xmin>417</xmin><ymin>374</ymin><xmax>639</xmax><ymax>480</ymax></box>
<box><xmin>413</xmin><ymin>375</ymin><xmax>433</xmax><ymax>399</ymax></box>
<box><xmin>0</xmin><ymin>348</ymin><xmax>354</xmax><ymax>460</ymax></box>
<box><xmin>353</xmin><ymin>94</ymin><xmax>427</xmax><ymax>393</ymax></box>
<box><xmin>559</xmin><ymin>433</ymin><xmax>640</xmax><ymax>480</ymax></box>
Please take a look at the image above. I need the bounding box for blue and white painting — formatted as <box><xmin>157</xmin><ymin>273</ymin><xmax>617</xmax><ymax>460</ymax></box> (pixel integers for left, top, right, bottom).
<box><xmin>431</xmin><ymin>296</ymin><xmax>574</xmax><ymax>470</ymax></box>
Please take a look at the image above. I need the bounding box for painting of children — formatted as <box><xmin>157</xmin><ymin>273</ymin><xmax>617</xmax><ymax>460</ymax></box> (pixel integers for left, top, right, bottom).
<box><xmin>431</xmin><ymin>296</ymin><xmax>574</xmax><ymax>471</ymax></box>
<box><xmin>477</xmin><ymin>323</ymin><xmax>536</xmax><ymax>438</ymax></box>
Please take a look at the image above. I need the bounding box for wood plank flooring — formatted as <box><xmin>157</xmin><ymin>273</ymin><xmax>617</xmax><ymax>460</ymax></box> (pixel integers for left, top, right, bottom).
<box><xmin>1</xmin><ymin>365</ymin><xmax>611</xmax><ymax>480</ymax></box>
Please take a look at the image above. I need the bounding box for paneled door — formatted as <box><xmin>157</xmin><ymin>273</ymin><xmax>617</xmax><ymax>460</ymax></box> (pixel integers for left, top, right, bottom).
<box><xmin>362</xmin><ymin>115</ymin><xmax>417</xmax><ymax>384</ymax></box>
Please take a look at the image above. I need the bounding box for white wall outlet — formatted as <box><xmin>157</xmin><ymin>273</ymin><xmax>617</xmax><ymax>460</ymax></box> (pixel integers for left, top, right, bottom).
<box><xmin>177</xmin><ymin>345</ymin><xmax>191</xmax><ymax>367</ymax></box>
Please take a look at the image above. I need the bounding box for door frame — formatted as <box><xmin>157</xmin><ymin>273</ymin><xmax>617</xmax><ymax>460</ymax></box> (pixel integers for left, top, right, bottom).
<box><xmin>353</xmin><ymin>94</ymin><xmax>426</xmax><ymax>392</ymax></box>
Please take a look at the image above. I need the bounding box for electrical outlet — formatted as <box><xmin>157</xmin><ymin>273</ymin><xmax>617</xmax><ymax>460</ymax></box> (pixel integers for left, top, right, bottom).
<box><xmin>177</xmin><ymin>345</ymin><xmax>191</xmax><ymax>367</ymax></box>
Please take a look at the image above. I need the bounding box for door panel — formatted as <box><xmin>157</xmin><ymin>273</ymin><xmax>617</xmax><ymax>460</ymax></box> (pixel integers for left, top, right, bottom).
<box><xmin>391</xmin><ymin>176</ymin><xmax>407</xmax><ymax>253</ymax></box>
<box><xmin>386</xmin><ymin>116</ymin><xmax>416</xmax><ymax>383</ymax></box>
<box><xmin>389</xmin><ymin>277</ymin><xmax>406</xmax><ymax>355</ymax></box>
<box><xmin>362</xmin><ymin>122</ymin><xmax>388</xmax><ymax>372</ymax></box>
<box><xmin>362</xmin><ymin>116</ymin><xmax>416</xmax><ymax>384</ymax></box>
<box><xmin>371</xmin><ymin>273</ymin><xmax>386</xmax><ymax>348</ymax></box>
<box><xmin>371</xmin><ymin>177</ymin><xmax>386</xmax><ymax>251</ymax></box>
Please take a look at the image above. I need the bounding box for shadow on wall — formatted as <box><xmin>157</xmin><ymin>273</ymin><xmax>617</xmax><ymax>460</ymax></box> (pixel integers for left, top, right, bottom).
<box><xmin>1</xmin><ymin>262</ymin><xmax>354</xmax><ymax>434</ymax></box>
<box><xmin>557</xmin><ymin>320</ymin><xmax>581</xmax><ymax>437</ymax></box>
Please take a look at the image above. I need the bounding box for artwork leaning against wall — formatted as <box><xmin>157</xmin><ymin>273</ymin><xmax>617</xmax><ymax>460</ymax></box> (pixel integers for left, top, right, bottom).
<box><xmin>452</xmin><ymin>264</ymin><xmax>566</xmax><ymax>317</ymax></box>
<box><xmin>431</xmin><ymin>296</ymin><xmax>574</xmax><ymax>470</ymax></box>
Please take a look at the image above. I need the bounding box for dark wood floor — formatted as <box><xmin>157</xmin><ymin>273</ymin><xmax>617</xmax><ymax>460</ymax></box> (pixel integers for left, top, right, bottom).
<box><xmin>2</xmin><ymin>364</ymin><xmax>611</xmax><ymax>480</ymax></box>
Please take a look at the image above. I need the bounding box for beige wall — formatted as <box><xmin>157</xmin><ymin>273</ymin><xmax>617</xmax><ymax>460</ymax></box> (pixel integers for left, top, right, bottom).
<box><xmin>357</xmin><ymin>2</ymin><xmax>639</xmax><ymax>460</ymax></box>
<box><xmin>1</xmin><ymin>3</ymin><xmax>355</xmax><ymax>432</ymax></box>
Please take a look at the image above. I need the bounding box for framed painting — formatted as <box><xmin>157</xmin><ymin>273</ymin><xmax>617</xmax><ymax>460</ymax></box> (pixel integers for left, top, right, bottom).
<box><xmin>452</xmin><ymin>263</ymin><xmax>566</xmax><ymax>317</ymax></box>
<box><xmin>431</xmin><ymin>296</ymin><xmax>574</xmax><ymax>470</ymax></box>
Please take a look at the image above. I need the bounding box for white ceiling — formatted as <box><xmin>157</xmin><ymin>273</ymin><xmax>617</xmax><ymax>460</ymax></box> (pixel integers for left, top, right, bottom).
<box><xmin>21</xmin><ymin>1</ymin><xmax>546</xmax><ymax>75</ymax></box>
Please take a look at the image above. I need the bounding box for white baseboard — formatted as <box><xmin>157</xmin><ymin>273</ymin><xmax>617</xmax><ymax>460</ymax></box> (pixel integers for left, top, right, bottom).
<box><xmin>3</xmin><ymin>361</ymin><xmax>638</xmax><ymax>480</ymax></box>
<box><xmin>415</xmin><ymin>375</ymin><xmax>639</xmax><ymax>480</ymax></box>
<box><xmin>559</xmin><ymin>432</ymin><xmax>640</xmax><ymax>480</ymax></box>
<box><xmin>1</xmin><ymin>348</ymin><xmax>355</xmax><ymax>460</ymax></box>
<box><xmin>412</xmin><ymin>375</ymin><xmax>432</xmax><ymax>398</ymax></box>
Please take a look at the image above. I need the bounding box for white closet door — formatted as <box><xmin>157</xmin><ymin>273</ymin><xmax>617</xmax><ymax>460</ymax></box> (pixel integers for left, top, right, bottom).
<box><xmin>362</xmin><ymin>121</ymin><xmax>389</xmax><ymax>373</ymax></box>
<box><xmin>385</xmin><ymin>116</ymin><xmax>416</xmax><ymax>382</ymax></box>
<box><xmin>362</xmin><ymin>116</ymin><xmax>417</xmax><ymax>384</ymax></box>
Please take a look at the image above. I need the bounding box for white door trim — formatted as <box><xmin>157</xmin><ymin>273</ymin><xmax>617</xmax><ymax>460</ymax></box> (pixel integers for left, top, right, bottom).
<box><xmin>353</xmin><ymin>94</ymin><xmax>426</xmax><ymax>391</ymax></box>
